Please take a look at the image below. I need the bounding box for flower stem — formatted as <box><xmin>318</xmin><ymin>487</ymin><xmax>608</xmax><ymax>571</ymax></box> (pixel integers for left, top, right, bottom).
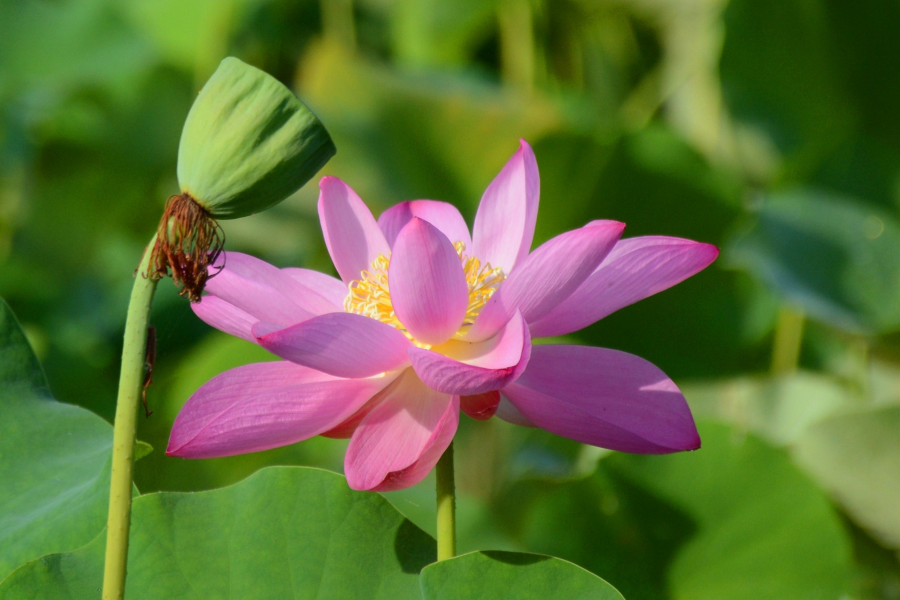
<box><xmin>771</xmin><ymin>305</ymin><xmax>804</xmax><ymax>375</ymax></box>
<box><xmin>435</xmin><ymin>441</ymin><xmax>457</xmax><ymax>562</ymax></box>
<box><xmin>102</xmin><ymin>235</ymin><xmax>159</xmax><ymax>600</ymax></box>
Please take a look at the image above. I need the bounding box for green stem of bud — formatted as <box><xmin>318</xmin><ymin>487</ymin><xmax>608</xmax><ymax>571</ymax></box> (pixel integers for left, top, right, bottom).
<box><xmin>435</xmin><ymin>441</ymin><xmax>457</xmax><ymax>561</ymax></box>
<box><xmin>102</xmin><ymin>236</ymin><xmax>159</xmax><ymax>600</ymax></box>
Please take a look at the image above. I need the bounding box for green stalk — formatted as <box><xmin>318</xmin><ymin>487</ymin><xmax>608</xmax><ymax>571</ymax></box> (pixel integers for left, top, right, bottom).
<box><xmin>498</xmin><ymin>0</ymin><xmax>535</xmax><ymax>93</ymax></box>
<box><xmin>320</xmin><ymin>0</ymin><xmax>357</xmax><ymax>51</ymax></box>
<box><xmin>771</xmin><ymin>305</ymin><xmax>804</xmax><ymax>375</ymax></box>
<box><xmin>102</xmin><ymin>235</ymin><xmax>159</xmax><ymax>600</ymax></box>
<box><xmin>435</xmin><ymin>441</ymin><xmax>457</xmax><ymax>561</ymax></box>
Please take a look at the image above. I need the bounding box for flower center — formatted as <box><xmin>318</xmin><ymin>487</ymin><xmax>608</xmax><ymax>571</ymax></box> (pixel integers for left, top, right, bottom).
<box><xmin>344</xmin><ymin>241</ymin><xmax>505</xmax><ymax>346</ymax></box>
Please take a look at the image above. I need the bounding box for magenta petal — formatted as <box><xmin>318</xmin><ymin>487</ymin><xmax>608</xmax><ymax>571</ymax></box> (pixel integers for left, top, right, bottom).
<box><xmin>166</xmin><ymin>362</ymin><xmax>395</xmax><ymax>459</ymax></box>
<box><xmin>530</xmin><ymin>236</ymin><xmax>719</xmax><ymax>338</ymax></box>
<box><xmin>192</xmin><ymin>295</ymin><xmax>258</xmax><ymax>343</ymax></box>
<box><xmin>318</xmin><ymin>177</ymin><xmax>390</xmax><ymax>284</ymax></box>
<box><xmin>502</xmin><ymin>345</ymin><xmax>700</xmax><ymax>453</ymax></box>
<box><xmin>389</xmin><ymin>218</ymin><xmax>469</xmax><ymax>346</ymax></box>
<box><xmin>378</xmin><ymin>200</ymin><xmax>472</xmax><ymax>249</ymax></box>
<box><xmin>466</xmin><ymin>220</ymin><xmax>625</xmax><ymax>341</ymax></box>
<box><xmin>345</xmin><ymin>370</ymin><xmax>459</xmax><ymax>491</ymax></box>
<box><xmin>281</xmin><ymin>268</ymin><xmax>348</xmax><ymax>309</ymax></box>
<box><xmin>408</xmin><ymin>311</ymin><xmax>531</xmax><ymax>395</ymax></box>
<box><xmin>472</xmin><ymin>139</ymin><xmax>540</xmax><ymax>274</ymax></box>
<box><xmin>254</xmin><ymin>312</ymin><xmax>412</xmax><ymax>378</ymax></box>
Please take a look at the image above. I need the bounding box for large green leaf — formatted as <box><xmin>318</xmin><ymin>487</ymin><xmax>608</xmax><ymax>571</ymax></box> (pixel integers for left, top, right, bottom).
<box><xmin>613</xmin><ymin>423</ymin><xmax>854</xmax><ymax>600</ymax></box>
<box><xmin>0</xmin><ymin>299</ymin><xmax>114</xmax><ymax>582</ymax></box>
<box><xmin>0</xmin><ymin>467</ymin><xmax>435</xmax><ymax>599</ymax></box>
<box><xmin>726</xmin><ymin>189</ymin><xmax>900</xmax><ymax>334</ymax></box>
<box><xmin>794</xmin><ymin>405</ymin><xmax>900</xmax><ymax>550</ymax></box>
<box><xmin>420</xmin><ymin>551</ymin><xmax>624</xmax><ymax>600</ymax></box>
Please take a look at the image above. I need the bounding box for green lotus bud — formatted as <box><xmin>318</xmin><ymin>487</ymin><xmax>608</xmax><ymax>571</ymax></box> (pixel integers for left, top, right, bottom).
<box><xmin>177</xmin><ymin>57</ymin><xmax>335</xmax><ymax>219</ymax></box>
<box><xmin>149</xmin><ymin>57</ymin><xmax>335</xmax><ymax>302</ymax></box>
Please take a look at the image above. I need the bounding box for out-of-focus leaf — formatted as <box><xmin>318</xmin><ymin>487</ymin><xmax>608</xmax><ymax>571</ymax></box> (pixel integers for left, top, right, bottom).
<box><xmin>299</xmin><ymin>41</ymin><xmax>591</xmax><ymax>214</ymax></box>
<box><xmin>682</xmin><ymin>372</ymin><xmax>854</xmax><ymax>446</ymax></box>
<box><xmin>390</xmin><ymin>0</ymin><xmax>499</xmax><ymax>67</ymax></box>
<box><xmin>794</xmin><ymin>406</ymin><xmax>900</xmax><ymax>550</ymax></box>
<box><xmin>420</xmin><ymin>551</ymin><xmax>625</xmax><ymax>600</ymax></box>
<box><xmin>613</xmin><ymin>422</ymin><xmax>854</xmax><ymax>600</ymax></box>
<box><xmin>0</xmin><ymin>467</ymin><xmax>435</xmax><ymax>599</ymax></box>
<box><xmin>120</xmin><ymin>0</ymin><xmax>268</xmax><ymax>80</ymax></box>
<box><xmin>720</xmin><ymin>0</ymin><xmax>854</xmax><ymax>176</ymax></box>
<box><xmin>726</xmin><ymin>189</ymin><xmax>900</xmax><ymax>334</ymax></box>
<box><xmin>0</xmin><ymin>298</ymin><xmax>113</xmax><ymax>582</ymax></box>
<box><xmin>0</xmin><ymin>0</ymin><xmax>153</xmax><ymax>97</ymax></box>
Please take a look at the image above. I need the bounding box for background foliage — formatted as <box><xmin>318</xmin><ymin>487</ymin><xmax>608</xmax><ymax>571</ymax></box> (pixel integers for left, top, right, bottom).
<box><xmin>2</xmin><ymin>0</ymin><xmax>900</xmax><ymax>597</ymax></box>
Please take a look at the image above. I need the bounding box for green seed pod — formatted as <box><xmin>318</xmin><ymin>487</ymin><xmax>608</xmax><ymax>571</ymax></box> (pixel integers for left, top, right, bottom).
<box><xmin>149</xmin><ymin>57</ymin><xmax>335</xmax><ymax>302</ymax></box>
<box><xmin>177</xmin><ymin>57</ymin><xmax>336</xmax><ymax>219</ymax></box>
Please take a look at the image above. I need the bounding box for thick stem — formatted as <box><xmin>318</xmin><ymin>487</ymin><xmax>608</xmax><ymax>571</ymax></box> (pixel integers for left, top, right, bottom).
<box><xmin>102</xmin><ymin>236</ymin><xmax>159</xmax><ymax>600</ymax></box>
<box><xmin>435</xmin><ymin>441</ymin><xmax>457</xmax><ymax>562</ymax></box>
<box><xmin>498</xmin><ymin>0</ymin><xmax>535</xmax><ymax>93</ymax></box>
<box><xmin>771</xmin><ymin>305</ymin><xmax>804</xmax><ymax>375</ymax></box>
<box><xmin>321</xmin><ymin>0</ymin><xmax>356</xmax><ymax>51</ymax></box>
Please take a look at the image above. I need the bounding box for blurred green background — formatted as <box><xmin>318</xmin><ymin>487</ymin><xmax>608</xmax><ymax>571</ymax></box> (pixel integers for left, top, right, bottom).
<box><xmin>2</xmin><ymin>0</ymin><xmax>900</xmax><ymax>598</ymax></box>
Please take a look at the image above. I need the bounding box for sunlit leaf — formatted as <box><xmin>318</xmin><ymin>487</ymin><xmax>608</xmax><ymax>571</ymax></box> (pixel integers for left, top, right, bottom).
<box><xmin>0</xmin><ymin>298</ymin><xmax>114</xmax><ymax>582</ymax></box>
<box><xmin>420</xmin><ymin>551</ymin><xmax>624</xmax><ymax>600</ymax></box>
<box><xmin>0</xmin><ymin>467</ymin><xmax>435</xmax><ymax>599</ymax></box>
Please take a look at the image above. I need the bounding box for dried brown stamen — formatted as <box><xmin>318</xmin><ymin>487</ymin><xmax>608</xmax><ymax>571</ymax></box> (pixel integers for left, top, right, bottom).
<box><xmin>148</xmin><ymin>193</ymin><xmax>225</xmax><ymax>302</ymax></box>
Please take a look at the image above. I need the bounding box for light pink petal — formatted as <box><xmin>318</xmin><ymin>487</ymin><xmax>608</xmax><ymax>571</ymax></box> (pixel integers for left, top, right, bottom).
<box><xmin>254</xmin><ymin>312</ymin><xmax>412</xmax><ymax>378</ymax></box>
<box><xmin>281</xmin><ymin>267</ymin><xmax>348</xmax><ymax>309</ymax></box>
<box><xmin>472</xmin><ymin>139</ymin><xmax>540</xmax><ymax>274</ymax></box>
<box><xmin>389</xmin><ymin>218</ymin><xmax>469</xmax><ymax>346</ymax></box>
<box><xmin>502</xmin><ymin>345</ymin><xmax>700</xmax><ymax>453</ymax></box>
<box><xmin>466</xmin><ymin>220</ymin><xmax>625</xmax><ymax>341</ymax></box>
<box><xmin>408</xmin><ymin>311</ymin><xmax>531</xmax><ymax>395</ymax></box>
<box><xmin>200</xmin><ymin>251</ymin><xmax>340</xmax><ymax>333</ymax></box>
<box><xmin>166</xmin><ymin>362</ymin><xmax>396</xmax><ymax>459</ymax></box>
<box><xmin>202</xmin><ymin>252</ymin><xmax>317</xmax><ymax>327</ymax></box>
<box><xmin>192</xmin><ymin>295</ymin><xmax>258</xmax><ymax>343</ymax></box>
<box><xmin>345</xmin><ymin>369</ymin><xmax>459</xmax><ymax>491</ymax></box>
<box><xmin>460</xmin><ymin>391</ymin><xmax>500</xmax><ymax>420</ymax></box>
<box><xmin>530</xmin><ymin>236</ymin><xmax>719</xmax><ymax>338</ymax></box>
<box><xmin>318</xmin><ymin>177</ymin><xmax>390</xmax><ymax>284</ymax></box>
<box><xmin>378</xmin><ymin>200</ymin><xmax>472</xmax><ymax>249</ymax></box>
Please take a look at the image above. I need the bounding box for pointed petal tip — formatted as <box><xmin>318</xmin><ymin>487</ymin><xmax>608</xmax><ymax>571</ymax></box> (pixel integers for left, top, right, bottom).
<box><xmin>318</xmin><ymin>175</ymin><xmax>340</xmax><ymax>189</ymax></box>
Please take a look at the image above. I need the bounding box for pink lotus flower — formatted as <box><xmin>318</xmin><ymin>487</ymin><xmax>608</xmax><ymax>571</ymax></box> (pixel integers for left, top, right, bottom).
<box><xmin>167</xmin><ymin>140</ymin><xmax>718</xmax><ymax>491</ymax></box>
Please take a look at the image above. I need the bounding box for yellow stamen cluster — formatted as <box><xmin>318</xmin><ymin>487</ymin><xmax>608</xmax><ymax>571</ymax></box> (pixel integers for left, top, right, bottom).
<box><xmin>344</xmin><ymin>241</ymin><xmax>505</xmax><ymax>345</ymax></box>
